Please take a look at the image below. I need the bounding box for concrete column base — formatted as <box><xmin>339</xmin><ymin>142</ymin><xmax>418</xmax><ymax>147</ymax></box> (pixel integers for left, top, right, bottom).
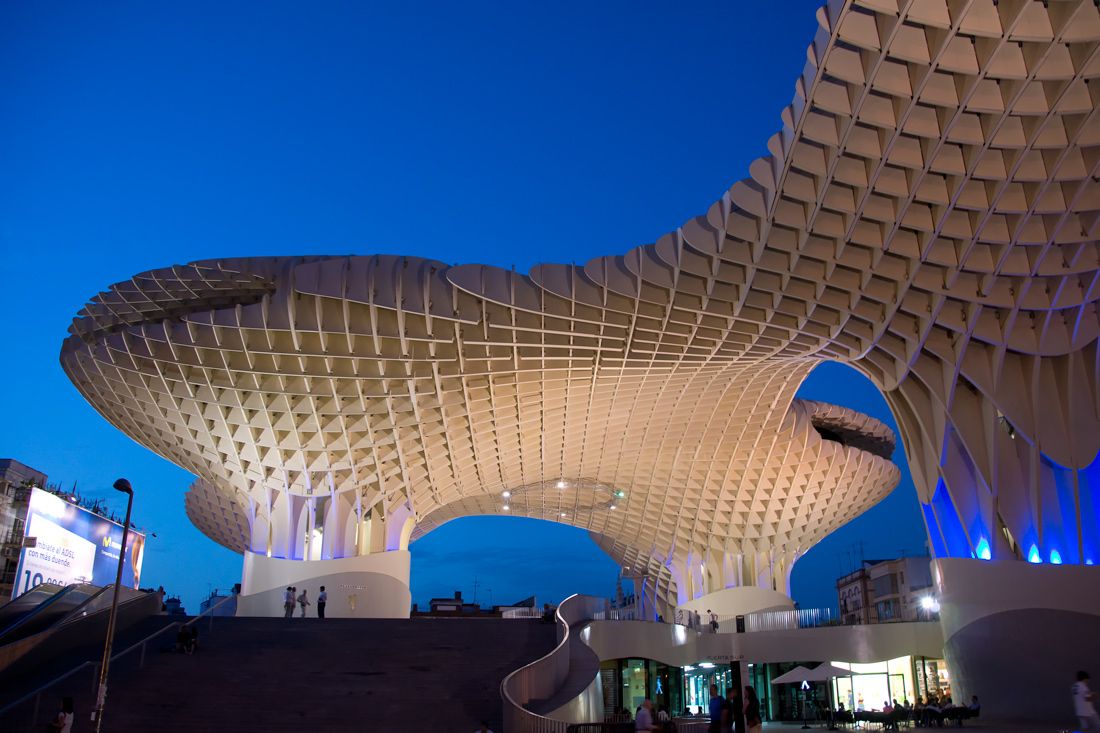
<box><xmin>237</xmin><ymin>551</ymin><xmax>411</xmax><ymax>618</ymax></box>
<box><xmin>934</xmin><ymin>557</ymin><xmax>1100</xmax><ymax>723</ymax></box>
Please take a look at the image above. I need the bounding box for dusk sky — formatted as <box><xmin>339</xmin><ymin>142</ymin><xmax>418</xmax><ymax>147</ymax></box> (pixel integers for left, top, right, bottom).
<box><xmin>0</xmin><ymin>0</ymin><xmax>927</xmax><ymax>613</ymax></box>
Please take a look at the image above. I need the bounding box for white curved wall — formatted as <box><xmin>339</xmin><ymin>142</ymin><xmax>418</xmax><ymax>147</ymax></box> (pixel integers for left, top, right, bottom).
<box><xmin>237</xmin><ymin>550</ymin><xmax>411</xmax><ymax>618</ymax></box>
<box><xmin>579</xmin><ymin>620</ymin><xmax>943</xmax><ymax>668</ymax></box>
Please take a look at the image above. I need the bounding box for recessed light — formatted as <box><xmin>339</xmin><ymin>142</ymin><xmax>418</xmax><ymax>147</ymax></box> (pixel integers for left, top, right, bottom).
<box><xmin>502</xmin><ymin>491</ymin><xmax>511</xmax><ymax>498</ymax></box>
<box><xmin>502</xmin><ymin>505</ymin><xmax>510</xmax><ymax>511</ymax></box>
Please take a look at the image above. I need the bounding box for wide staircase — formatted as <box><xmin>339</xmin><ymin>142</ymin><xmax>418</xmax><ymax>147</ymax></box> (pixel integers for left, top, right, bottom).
<box><xmin>0</xmin><ymin>616</ymin><xmax>556</xmax><ymax>732</ymax></box>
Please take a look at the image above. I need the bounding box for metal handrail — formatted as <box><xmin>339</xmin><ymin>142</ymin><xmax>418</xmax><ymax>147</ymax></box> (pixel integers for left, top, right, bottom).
<box><xmin>0</xmin><ymin>591</ymin><xmax>237</xmax><ymax>723</ymax></box>
<box><xmin>501</xmin><ymin>607</ymin><xmax>544</xmax><ymax>619</ymax></box>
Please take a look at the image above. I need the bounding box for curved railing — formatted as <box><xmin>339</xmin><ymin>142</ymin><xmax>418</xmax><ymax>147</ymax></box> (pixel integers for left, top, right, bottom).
<box><xmin>501</xmin><ymin>594</ymin><xmax>608</xmax><ymax>733</ymax></box>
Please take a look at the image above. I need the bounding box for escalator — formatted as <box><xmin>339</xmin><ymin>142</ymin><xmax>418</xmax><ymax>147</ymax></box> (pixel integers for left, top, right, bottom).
<box><xmin>0</xmin><ymin>583</ymin><xmax>108</xmax><ymax>646</ymax></box>
<box><xmin>0</xmin><ymin>583</ymin><xmax>160</xmax><ymax>675</ymax></box>
<box><xmin>0</xmin><ymin>583</ymin><xmax>66</xmax><ymax>633</ymax></box>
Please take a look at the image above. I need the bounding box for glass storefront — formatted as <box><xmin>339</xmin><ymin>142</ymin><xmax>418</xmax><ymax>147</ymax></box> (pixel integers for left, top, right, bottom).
<box><xmin>599</xmin><ymin>658</ymin><xmax>683</xmax><ymax>718</ymax></box>
<box><xmin>914</xmin><ymin>657</ymin><xmax>952</xmax><ymax>701</ymax></box>
<box><xmin>830</xmin><ymin>656</ymin><xmax>949</xmax><ymax>711</ymax></box>
<box><xmin>598</xmin><ymin>655</ymin><xmax>951</xmax><ymax>722</ymax></box>
<box><xmin>682</xmin><ymin>662</ymin><xmax>733</xmax><ymax>715</ymax></box>
<box><xmin>749</xmin><ymin>661</ymin><xmax>829</xmax><ymax>721</ymax></box>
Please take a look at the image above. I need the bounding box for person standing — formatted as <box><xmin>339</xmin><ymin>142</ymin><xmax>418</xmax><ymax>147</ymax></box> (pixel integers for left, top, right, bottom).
<box><xmin>708</xmin><ymin>684</ymin><xmax>725</xmax><ymax>733</ymax></box>
<box><xmin>317</xmin><ymin>585</ymin><xmax>327</xmax><ymax>618</ymax></box>
<box><xmin>48</xmin><ymin>697</ymin><xmax>74</xmax><ymax>733</ymax></box>
<box><xmin>709</xmin><ymin>609</ymin><xmax>719</xmax><ymax>632</ymax></box>
<box><xmin>728</xmin><ymin>688</ymin><xmax>745</xmax><ymax>733</ymax></box>
<box><xmin>743</xmin><ymin>686</ymin><xmax>762</xmax><ymax>733</ymax></box>
<box><xmin>283</xmin><ymin>586</ymin><xmax>295</xmax><ymax>618</ymax></box>
<box><xmin>1075</xmin><ymin>670</ymin><xmax>1100</xmax><ymax>730</ymax></box>
<box><xmin>297</xmin><ymin>588</ymin><xmax>311</xmax><ymax>617</ymax></box>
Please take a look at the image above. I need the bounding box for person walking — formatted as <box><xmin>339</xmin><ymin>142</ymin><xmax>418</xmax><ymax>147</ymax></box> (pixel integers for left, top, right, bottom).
<box><xmin>317</xmin><ymin>585</ymin><xmax>327</xmax><ymax>618</ymax></box>
<box><xmin>283</xmin><ymin>586</ymin><xmax>295</xmax><ymax>618</ymax></box>
<box><xmin>635</xmin><ymin>699</ymin><xmax>660</xmax><ymax>731</ymax></box>
<box><xmin>1075</xmin><ymin>670</ymin><xmax>1100</xmax><ymax>730</ymax></box>
<box><xmin>743</xmin><ymin>686</ymin><xmax>762</xmax><ymax>733</ymax></box>
<box><xmin>297</xmin><ymin>588</ymin><xmax>311</xmax><ymax>617</ymax></box>
<box><xmin>709</xmin><ymin>609</ymin><xmax>719</xmax><ymax>633</ymax></box>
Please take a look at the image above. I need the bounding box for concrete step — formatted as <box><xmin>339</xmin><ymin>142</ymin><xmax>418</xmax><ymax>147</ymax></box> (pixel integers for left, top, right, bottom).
<box><xmin>0</xmin><ymin>617</ymin><xmax>556</xmax><ymax>733</ymax></box>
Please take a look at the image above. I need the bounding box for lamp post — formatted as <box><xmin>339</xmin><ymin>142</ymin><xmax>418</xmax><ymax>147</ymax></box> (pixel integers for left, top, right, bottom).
<box><xmin>91</xmin><ymin>478</ymin><xmax>134</xmax><ymax>733</ymax></box>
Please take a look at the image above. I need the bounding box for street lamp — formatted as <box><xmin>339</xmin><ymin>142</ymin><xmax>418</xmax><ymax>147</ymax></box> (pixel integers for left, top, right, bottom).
<box><xmin>91</xmin><ymin>478</ymin><xmax>134</xmax><ymax>732</ymax></box>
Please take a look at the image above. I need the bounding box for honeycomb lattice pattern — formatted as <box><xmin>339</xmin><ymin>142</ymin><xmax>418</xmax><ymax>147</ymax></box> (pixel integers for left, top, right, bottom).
<box><xmin>61</xmin><ymin>0</ymin><xmax>1100</xmax><ymax>606</ymax></box>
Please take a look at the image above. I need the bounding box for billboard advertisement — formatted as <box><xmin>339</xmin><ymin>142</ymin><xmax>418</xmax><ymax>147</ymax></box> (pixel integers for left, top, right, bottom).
<box><xmin>11</xmin><ymin>488</ymin><xmax>146</xmax><ymax>598</ymax></box>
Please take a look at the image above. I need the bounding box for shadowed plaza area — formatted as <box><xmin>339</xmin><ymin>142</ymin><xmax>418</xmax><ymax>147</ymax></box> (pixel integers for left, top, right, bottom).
<box><xmin>1</xmin><ymin>617</ymin><xmax>556</xmax><ymax>732</ymax></box>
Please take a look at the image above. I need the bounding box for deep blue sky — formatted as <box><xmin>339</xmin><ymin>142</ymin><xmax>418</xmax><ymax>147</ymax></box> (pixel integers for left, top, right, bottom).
<box><xmin>0</xmin><ymin>1</ymin><xmax>926</xmax><ymax>613</ymax></box>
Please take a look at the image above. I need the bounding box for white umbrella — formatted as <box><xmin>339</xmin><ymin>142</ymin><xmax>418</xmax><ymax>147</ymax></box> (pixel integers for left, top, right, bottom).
<box><xmin>770</xmin><ymin>665</ymin><xmax>813</xmax><ymax>684</ymax></box>
<box><xmin>805</xmin><ymin>663</ymin><xmax>853</xmax><ymax>682</ymax></box>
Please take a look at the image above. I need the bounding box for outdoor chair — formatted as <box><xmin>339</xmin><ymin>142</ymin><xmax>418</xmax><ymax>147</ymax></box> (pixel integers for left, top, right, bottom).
<box><xmin>941</xmin><ymin>707</ymin><xmax>979</xmax><ymax>727</ymax></box>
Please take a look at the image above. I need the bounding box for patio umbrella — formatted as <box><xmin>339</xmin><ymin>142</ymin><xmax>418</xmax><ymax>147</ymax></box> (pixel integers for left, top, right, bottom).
<box><xmin>770</xmin><ymin>665</ymin><xmax>813</xmax><ymax>684</ymax></box>
<box><xmin>805</xmin><ymin>663</ymin><xmax>853</xmax><ymax>681</ymax></box>
<box><xmin>804</xmin><ymin>663</ymin><xmax>853</xmax><ymax>731</ymax></box>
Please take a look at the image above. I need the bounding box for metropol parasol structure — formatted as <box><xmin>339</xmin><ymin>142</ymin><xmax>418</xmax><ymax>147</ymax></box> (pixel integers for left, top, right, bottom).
<box><xmin>62</xmin><ymin>0</ymin><xmax>1099</xmax><ymax>706</ymax></box>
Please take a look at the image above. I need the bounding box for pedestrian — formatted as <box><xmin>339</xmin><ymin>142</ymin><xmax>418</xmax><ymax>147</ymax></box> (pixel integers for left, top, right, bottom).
<box><xmin>635</xmin><ymin>699</ymin><xmax>659</xmax><ymax>731</ymax></box>
<box><xmin>175</xmin><ymin>624</ymin><xmax>189</xmax><ymax>652</ymax></box>
<box><xmin>743</xmin><ymin>686</ymin><xmax>762</xmax><ymax>733</ymax></box>
<box><xmin>48</xmin><ymin>696</ymin><xmax>74</xmax><ymax>733</ymax></box>
<box><xmin>728</xmin><ymin>687</ymin><xmax>744</xmax><ymax>733</ymax></box>
<box><xmin>186</xmin><ymin>625</ymin><xmax>199</xmax><ymax>654</ymax></box>
<box><xmin>317</xmin><ymin>585</ymin><xmax>327</xmax><ymax>618</ymax></box>
<box><xmin>709</xmin><ymin>609</ymin><xmax>719</xmax><ymax>633</ymax></box>
<box><xmin>297</xmin><ymin>588</ymin><xmax>311</xmax><ymax>617</ymax></box>
<box><xmin>283</xmin><ymin>586</ymin><xmax>295</xmax><ymax>618</ymax></box>
<box><xmin>1075</xmin><ymin>670</ymin><xmax>1100</xmax><ymax>730</ymax></box>
<box><xmin>708</xmin><ymin>683</ymin><xmax>724</xmax><ymax>733</ymax></box>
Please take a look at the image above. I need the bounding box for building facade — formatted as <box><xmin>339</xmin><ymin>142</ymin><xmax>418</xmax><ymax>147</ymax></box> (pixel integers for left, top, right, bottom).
<box><xmin>837</xmin><ymin>558</ymin><xmax>934</xmax><ymax>626</ymax></box>
<box><xmin>0</xmin><ymin>459</ymin><xmax>47</xmax><ymax>599</ymax></box>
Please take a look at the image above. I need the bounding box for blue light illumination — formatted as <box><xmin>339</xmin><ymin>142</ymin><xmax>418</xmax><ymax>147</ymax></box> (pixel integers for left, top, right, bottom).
<box><xmin>931</xmin><ymin>479</ymin><xmax>971</xmax><ymax>557</ymax></box>
<box><xmin>975</xmin><ymin>537</ymin><xmax>991</xmax><ymax>560</ymax></box>
<box><xmin>1028</xmin><ymin>546</ymin><xmax>1042</xmax><ymax>563</ymax></box>
<box><xmin>1050</xmin><ymin>550</ymin><xmax>1063</xmax><ymax>565</ymax></box>
<box><xmin>921</xmin><ymin>503</ymin><xmax>948</xmax><ymax>558</ymax></box>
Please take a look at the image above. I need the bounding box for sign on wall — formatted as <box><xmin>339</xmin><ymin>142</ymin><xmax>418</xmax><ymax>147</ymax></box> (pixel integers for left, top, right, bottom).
<box><xmin>11</xmin><ymin>488</ymin><xmax>146</xmax><ymax>598</ymax></box>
